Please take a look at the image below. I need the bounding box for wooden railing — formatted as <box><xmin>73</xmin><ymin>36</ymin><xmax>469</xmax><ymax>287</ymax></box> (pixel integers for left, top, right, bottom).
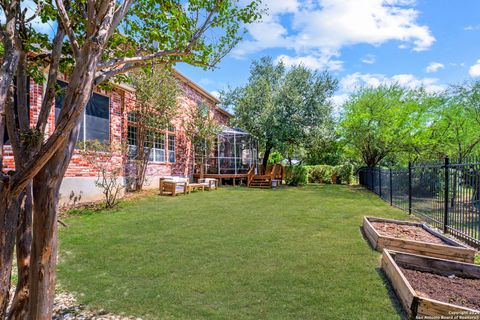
<box><xmin>247</xmin><ymin>163</ymin><xmax>255</xmax><ymax>186</ymax></box>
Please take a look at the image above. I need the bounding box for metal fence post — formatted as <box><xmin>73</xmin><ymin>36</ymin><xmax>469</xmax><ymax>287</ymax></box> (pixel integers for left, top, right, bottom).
<box><xmin>378</xmin><ymin>167</ymin><xmax>382</xmax><ymax>197</ymax></box>
<box><xmin>389</xmin><ymin>168</ymin><xmax>393</xmax><ymax>206</ymax></box>
<box><xmin>444</xmin><ymin>157</ymin><xmax>449</xmax><ymax>233</ymax></box>
<box><xmin>408</xmin><ymin>161</ymin><xmax>412</xmax><ymax>214</ymax></box>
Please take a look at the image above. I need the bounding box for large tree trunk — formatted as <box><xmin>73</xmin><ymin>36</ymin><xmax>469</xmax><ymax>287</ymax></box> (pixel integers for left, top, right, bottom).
<box><xmin>28</xmin><ymin>125</ymin><xmax>80</xmax><ymax>320</ymax></box>
<box><xmin>8</xmin><ymin>184</ymin><xmax>32</xmax><ymax>320</ymax></box>
<box><xmin>27</xmin><ymin>43</ymin><xmax>101</xmax><ymax>319</ymax></box>
<box><xmin>262</xmin><ymin>142</ymin><xmax>273</xmax><ymax>174</ymax></box>
<box><xmin>0</xmin><ymin>189</ymin><xmax>17</xmax><ymax>319</ymax></box>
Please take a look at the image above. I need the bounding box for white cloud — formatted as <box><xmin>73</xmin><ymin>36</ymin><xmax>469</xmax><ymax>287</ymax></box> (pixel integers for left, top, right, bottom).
<box><xmin>361</xmin><ymin>54</ymin><xmax>376</xmax><ymax>64</ymax></box>
<box><xmin>464</xmin><ymin>25</ymin><xmax>480</xmax><ymax>31</ymax></box>
<box><xmin>262</xmin><ymin>0</ymin><xmax>299</xmax><ymax>15</ymax></box>
<box><xmin>329</xmin><ymin>94</ymin><xmax>349</xmax><ymax>107</ymax></box>
<box><xmin>233</xmin><ymin>0</ymin><xmax>435</xmax><ymax>68</ymax></box>
<box><xmin>469</xmin><ymin>60</ymin><xmax>480</xmax><ymax>77</ymax></box>
<box><xmin>425</xmin><ymin>62</ymin><xmax>444</xmax><ymax>73</ymax></box>
<box><xmin>275</xmin><ymin>53</ymin><xmax>343</xmax><ymax>71</ymax></box>
<box><xmin>339</xmin><ymin>72</ymin><xmax>445</xmax><ymax>93</ymax></box>
<box><xmin>210</xmin><ymin>91</ymin><xmax>220</xmax><ymax>99</ymax></box>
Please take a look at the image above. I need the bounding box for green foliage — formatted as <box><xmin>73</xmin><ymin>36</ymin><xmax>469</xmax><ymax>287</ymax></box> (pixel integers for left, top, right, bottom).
<box><xmin>339</xmin><ymin>85</ymin><xmax>443</xmax><ymax>167</ymax></box>
<box><xmin>333</xmin><ymin>164</ymin><xmax>353</xmax><ymax>185</ymax></box>
<box><xmin>308</xmin><ymin>165</ymin><xmax>334</xmax><ymax>184</ymax></box>
<box><xmin>425</xmin><ymin>82</ymin><xmax>480</xmax><ymax>160</ymax></box>
<box><xmin>268</xmin><ymin>151</ymin><xmax>283</xmax><ymax>165</ymax></box>
<box><xmin>129</xmin><ymin>67</ymin><xmax>180</xmax><ymax>130</ymax></box>
<box><xmin>304</xmin><ymin>139</ymin><xmax>343</xmax><ymax>166</ymax></box>
<box><xmin>19</xmin><ymin>128</ymin><xmax>42</xmax><ymax>149</ymax></box>
<box><xmin>105</xmin><ymin>0</ymin><xmax>263</xmax><ymax>76</ymax></box>
<box><xmin>223</xmin><ymin>56</ymin><xmax>337</xmax><ymax>165</ymax></box>
<box><xmin>285</xmin><ymin>165</ymin><xmax>308</xmax><ymax>186</ymax></box>
<box><xmin>182</xmin><ymin>102</ymin><xmax>221</xmax><ymax>164</ymax></box>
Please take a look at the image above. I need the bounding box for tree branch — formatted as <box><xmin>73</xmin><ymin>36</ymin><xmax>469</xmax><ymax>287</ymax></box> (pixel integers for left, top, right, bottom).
<box><xmin>36</xmin><ymin>25</ymin><xmax>66</xmax><ymax>135</ymax></box>
<box><xmin>55</xmin><ymin>0</ymin><xmax>80</xmax><ymax>58</ymax></box>
<box><xmin>97</xmin><ymin>50</ymin><xmax>183</xmax><ymax>70</ymax></box>
<box><xmin>107</xmin><ymin>0</ymin><xmax>135</xmax><ymax>39</ymax></box>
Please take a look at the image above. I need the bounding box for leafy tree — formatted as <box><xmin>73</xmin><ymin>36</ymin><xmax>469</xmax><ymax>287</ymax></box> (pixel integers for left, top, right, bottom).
<box><xmin>0</xmin><ymin>1</ymin><xmax>262</xmax><ymax>318</ymax></box>
<box><xmin>223</xmin><ymin>57</ymin><xmax>337</xmax><ymax>171</ymax></box>
<box><xmin>428</xmin><ymin>82</ymin><xmax>480</xmax><ymax>160</ymax></box>
<box><xmin>182</xmin><ymin>102</ymin><xmax>221</xmax><ymax>178</ymax></box>
<box><xmin>128</xmin><ymin>67</ymin><xmax>180</xmax><ymax>191</ymax></box>
<box><xmin>339</xmin><ymin>85</ymin><xmax>442</xmax><ymax>167</ymax></box>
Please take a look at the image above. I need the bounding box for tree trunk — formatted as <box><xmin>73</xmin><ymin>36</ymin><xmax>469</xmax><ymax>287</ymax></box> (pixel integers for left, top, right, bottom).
<box><xmin>8</xmin><ymin>184</ymin><xmax>32</xmax><ymax>320</ymax></box>
<box><xmin>26</xmin><ymin>45</ymin><xmax>100</xmax><ymax>318</ymax></box>
<box><xmin>135</xmin><ymin>128</ymin><xmax>146</xmax><ymax>191</ymax></box>
<box><xmin>262</xmin><ymin>143</ymin><xmax>273</xmax><ymax>174</ymax></box>
<box><xmin>0</xmin><ymin>190</ymin><xmax>16</xmax><ymax>318</ymax></box>
<box><xmin>28</xmin><ymin>125</ymin><xmax>79</xmax><ymax>320</ymax></box>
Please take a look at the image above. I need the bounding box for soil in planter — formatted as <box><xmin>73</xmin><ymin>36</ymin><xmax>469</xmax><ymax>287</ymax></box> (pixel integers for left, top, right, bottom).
<box><xmin>400</xmin><ymin>267</ymin><xmax>480</xmax><ymax>311</ymax></box>
<box><xmin>371</xmin><ymin>221</ymin><xmax>447</xmax><ymax>245</ymax></box>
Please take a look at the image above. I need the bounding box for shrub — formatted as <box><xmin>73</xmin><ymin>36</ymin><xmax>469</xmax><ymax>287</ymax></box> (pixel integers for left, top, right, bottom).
<box><xmin>285</xmin><ymin>165</ymin><xmax>308</xmax><ymax>186</ymax></box>
<box><xmin>308</xmin><ymin>165</ymin><xmax>334</xmax><ymax>184</ymax></box>
<box><xmin>333</xmin><ymin>164</ymin><xmax>353</xmax><ymax>185</ymax></box>
<box><xmin>268</xmin><ymin>151</ymin><xmax>283</xmax><ymax>165</ymax></box>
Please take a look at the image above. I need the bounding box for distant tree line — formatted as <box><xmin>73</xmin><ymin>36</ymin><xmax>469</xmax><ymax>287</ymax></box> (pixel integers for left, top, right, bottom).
<box><xmin>223</xmin><ymin>56</ymin><xmax>480</xmax><ymax>170</ymax></box>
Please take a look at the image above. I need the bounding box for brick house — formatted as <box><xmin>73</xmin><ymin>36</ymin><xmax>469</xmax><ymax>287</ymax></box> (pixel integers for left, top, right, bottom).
<box><xmin>2</xmin><ymin>70</ymin><xmax>231</xmax><ymax>204</ymax></box>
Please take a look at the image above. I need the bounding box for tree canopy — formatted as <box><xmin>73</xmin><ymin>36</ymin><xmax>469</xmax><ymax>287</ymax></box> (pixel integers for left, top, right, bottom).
<box><xmin>338</xmin><ymin>85</ymin><xmax>443</xmax><ymax>167</ymax></box>
<box><xmin>222</xmin><ymin>56</ymin><xmax>337</xmax><ymax>169</ymax></box>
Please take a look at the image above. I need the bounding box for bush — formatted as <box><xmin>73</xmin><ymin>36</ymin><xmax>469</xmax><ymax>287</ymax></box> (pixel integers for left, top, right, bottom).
<box><xmin>333</xmin><ymin>164</ymin><xmax>353</xmax><ymax>185</ymax></box>
<box><xmin>268</xmin><ymin>151</ymin><xmax>283</xmax><ymax>165</ymax></box>
<box><xmin>285</xmin><ymin>165</ymin><xmax>308</xmax><ymax>186</ymax></box>
<box><xmin>308</xmin><ymin>165</ymin><xmax>334</xmax><ymax>184</ymax></box>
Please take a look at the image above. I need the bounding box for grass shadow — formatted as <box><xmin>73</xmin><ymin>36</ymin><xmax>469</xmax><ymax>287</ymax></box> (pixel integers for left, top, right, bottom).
<box><xmin>376</xmin><ymin>267</ymin><xmax>408</xmax><ymax>320</ymax></box>
<box><xmin>359</xmin><ymin>226</ymin><xmax>376</xmax><ymax>251</ymax></box>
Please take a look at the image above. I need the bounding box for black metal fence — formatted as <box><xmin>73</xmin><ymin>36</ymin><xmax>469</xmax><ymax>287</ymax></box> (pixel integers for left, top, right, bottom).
<box><xmin>358</xmin><ymin>157</ymin><xmax>480</xmax><ymax>248</ymax></box>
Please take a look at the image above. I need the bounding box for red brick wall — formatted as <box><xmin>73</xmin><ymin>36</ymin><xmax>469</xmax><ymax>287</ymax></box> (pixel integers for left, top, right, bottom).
<box><xmin>1</xmin><ymin>74</ymin><xmax>231</xmax><ymax>181</ymax></box>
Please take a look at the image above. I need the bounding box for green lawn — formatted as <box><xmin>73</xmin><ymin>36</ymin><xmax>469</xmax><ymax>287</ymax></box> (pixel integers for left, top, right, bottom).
<box><xmin>57</xmin><ymin>185</ymin><xmax>414</xmax><ymax>319</ymax></box>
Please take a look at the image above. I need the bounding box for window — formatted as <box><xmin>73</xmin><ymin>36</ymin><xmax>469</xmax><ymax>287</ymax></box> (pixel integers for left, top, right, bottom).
<box><xmin>127</xmin><ymin>128</ymin><xmax>165</xmax><ymax>163</ymax></box>
<box><xmin>55</xmin><ymin>80</ymin><xmax>110</xmax><ymax>146</ymax></box>
<box><xmin>153</xmin><ymin>134</ymin><xmax>166</xmax><ymax>162</ymax></box>
<box><xmin>168</xmin><ymin>134</ymin><xmax>175</xmax><ymax>163</ymax></box>
<box><xmin>145</xmin><ymin>132</ymin><xmax>166</xmax><ymax>163</ymax></box>
<box><xmin>127</xmin><ymin>125</ymin><xmax>137</xmax><ymax>159</ymax></box>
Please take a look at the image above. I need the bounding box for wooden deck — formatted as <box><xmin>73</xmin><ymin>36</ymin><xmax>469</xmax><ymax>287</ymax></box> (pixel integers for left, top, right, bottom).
<box><xmin>193</xmin><ymin>173</ymin><xmax>249</xmax><ymax>186</ymax></box>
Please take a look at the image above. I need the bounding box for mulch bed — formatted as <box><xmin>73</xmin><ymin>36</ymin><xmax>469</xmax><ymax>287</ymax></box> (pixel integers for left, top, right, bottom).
<box><xmin>371</xmin><ymin>221</ymin><xmax>447</xmax><ymax>245</ymax></box>
<box><xmin>400</xmin><ymin>267</ymin><xmax>480</xmax><ymax>311</ymax></box>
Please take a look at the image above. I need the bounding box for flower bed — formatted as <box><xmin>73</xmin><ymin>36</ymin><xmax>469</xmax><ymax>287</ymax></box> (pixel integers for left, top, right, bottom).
<box><xmin>363</xmin><ymin>216</ymin><xmax>476</xmax><ymax>263</ymax></box>
<box><xmin>382</xmin><ymin>250</ymin><xmax>480</xmax><ymax>319</ymax></box>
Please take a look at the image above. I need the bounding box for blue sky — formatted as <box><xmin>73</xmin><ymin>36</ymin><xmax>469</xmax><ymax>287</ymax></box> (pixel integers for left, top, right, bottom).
<box><xmin>176</xmin><ymin>0</ymin><xmax>480</xmax><ymax>107</ymax></box>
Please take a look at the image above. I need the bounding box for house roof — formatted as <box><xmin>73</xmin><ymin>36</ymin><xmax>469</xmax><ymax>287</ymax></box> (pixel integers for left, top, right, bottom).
<box><xmin>172</xmin><ymin>69</ymin><xmax>233</xmax><ymax>119</ymax></box>
<box><xmin>113</xmin><ymin>69</ymin><xmax>233</xmax><ymax>119</ymax></box>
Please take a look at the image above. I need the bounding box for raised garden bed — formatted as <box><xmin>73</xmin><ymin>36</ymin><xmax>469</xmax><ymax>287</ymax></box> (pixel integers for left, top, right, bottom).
<box><xmin>363</xmin><ymin>216</ymin><xmax>476</xmax><ymax>263</ymax></box>
<box><xmin>382</xmin><ymin>250</ymin><xmax>480</xmax><ymax>319</ymax></box>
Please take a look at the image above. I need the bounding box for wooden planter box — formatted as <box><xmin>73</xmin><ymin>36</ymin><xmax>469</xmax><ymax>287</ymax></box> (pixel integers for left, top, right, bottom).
<box><xmin>363</xmin><ymin>216</ymin><xmax>476</xmax><ymax>263</ymax></box>
<box><xmin>382</xmin><ymin>250</ymin><xmax>480</xmax><ymax>319</ymax></box>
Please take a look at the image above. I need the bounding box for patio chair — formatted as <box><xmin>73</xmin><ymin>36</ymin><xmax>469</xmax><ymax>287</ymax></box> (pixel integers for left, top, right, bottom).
<box><xmin>198</xmin><ymin>178</ymin><xmax>218</xmax><ymax>190</ymax></box>
<box><xmin>159</xmin><ymin>176</ymin><xmax>189</xmax><ymax>196</ymax></box>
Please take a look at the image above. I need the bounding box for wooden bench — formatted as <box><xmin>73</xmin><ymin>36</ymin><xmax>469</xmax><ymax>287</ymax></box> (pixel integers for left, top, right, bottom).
<box><xmin>187</xmin><ymin>183</ymin><xmax>205</xmax><ymax>193</ymax></box>
<box><xmin>198</xmin><ymin>178</ymin><xmax>218</xmax><ymax>190</ymax></box>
